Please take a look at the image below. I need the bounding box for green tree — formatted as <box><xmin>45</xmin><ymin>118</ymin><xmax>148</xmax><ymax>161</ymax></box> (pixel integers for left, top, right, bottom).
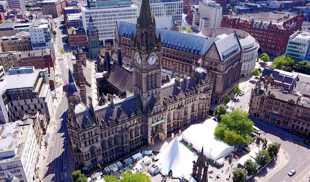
<box><xmin>232</xmin><ymin>168</ymin><xmax>246</xmax><ymax>182</ymax></box>
<box><xmin>233</xmin><ymin>85</ymin><xmax>242</xmax><ymax>96</ymax></box>
<box><xmin>72</xmin><ymin>170</ymin><xmax>87</xmax><ymax>182</ymax></box>
<box><xmin>52</xmin><ymin>30</ymin><xmax>57</xmax><ymax>36</ymax></box>
<box><xmin>61</xmin><ymin>48</ymin><xmax>66</xmax><ymax>54</ymax></box>
<box><xmin>214</xmin><ymin>104</ymin><xmax>227</xmax><ymax>119</ymax></box>
<box><xmin>260</xmin><ymin>53</ymin><xmax>270</xmax><ymax>62</ymax></box>
<box><xmin>244</xmin><ymin>159</ymin><xmax>258</xmax><ymax>176</ymax></box>
<box><xmin>251</xmin><ymin>68</ymin><xmax>260</xmax><ymax>76</ymax></box>
<box><xmin>187</xmin><ymin>28</ymin><xmax>192</xmax><ymax>33</ymax></box>
<box><xmin>271</xmin><ymin>56</ymin><xmax>295</xmax><ymax>70</ymax></box>
<box><xmin>73</xmin><ymin>50</ymin><xmax>78</xmax><ymax>55</ymax></box>
<box><xmin>267</xmin><ymin>142</ymin><xmax>280</xmax><ymax>158</ymax></box>
<box><xmin>104</xmin><ymin>170</ymin><xmax>151</xmax><ymax>182</ymax></box>
<box><xmin>256</xmin><ymin>150</ymin><xmax>271</xmax><ymax>166</ymax></box>
<box><xmin>182</xmin><ymin>26</ymin><xmax>186</xmax><ymax>30</ymax></box>
<box><xmin>224</xmin><ymin>94</ymin><xmax>231</xmax><ymax>104</ymax></box>
<box><xmin>293</xmin><ymin>60</ymin><xmax>310</xmax><ymax>74</ymax></box>
<box><xmin>214</xmin><ymin>109</ymin><xmax>254</xmax><ymax>147</ymax></box>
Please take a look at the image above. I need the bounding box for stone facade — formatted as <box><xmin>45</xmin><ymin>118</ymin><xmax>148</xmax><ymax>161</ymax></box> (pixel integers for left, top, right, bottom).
<box><xmin>0</xmin><ymin>51</ymin><xmax>21</xmax><ymax>73</ymax></box>
<box><xmin>249</xmin><ymin>68</ymin><xmax>310</xmax><ymax>137</ymax></box>
<box><xmin>116</xmin><ymin>22</ymin><xmax>242</xmax><ymax>103</ymax></box>
<box><xmin>41</xmin><ymin>0</ymin><xmax>62</xmax><ymax>18</ymax></box>
<box><xmin>0</xmin><ymin>32</ymin><xmax>32</xmax><ymax>52</ymax></box>
<box><xmin>67</xmin><ymin>0</ymin><xmax>212</xmax><ymax>170</ymax></box>
<box><xmin>20</xmin><ymin>49</ymin><xmax>54</xmax><ymax>69</ymax></box>
<box><xmin>68</xmin><ymin>27</ymin><xmax>88</xmax><ymax>49</ymax></box>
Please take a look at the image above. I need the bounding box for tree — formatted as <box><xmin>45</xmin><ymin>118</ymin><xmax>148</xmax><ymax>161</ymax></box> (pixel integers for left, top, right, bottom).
<box><xmin>271</xmin><ymin>56</ymin><xmax>295</xmax><ymax>71</ymax></box>
<box><xmin>232</xmin><ymin>168</ymin><xmax>246</xmax><ymax>182</ymax></box>
<box><xmin>251</xmin><ymin>68</ymin><xmax>260</xmax><ymax>76</ymax></box>
<box><xmin>267</xmin><ymin>142</ymin><xmax>280</xmax><ymax>158</ymax></box>
<box><xmin>233</xmin><ymin>85</ymin><xmax>242</xmax><ymax>96</ymax></box>
<box><xmin>224</xmin><ymin>94</ymin><xmax>231</xmax><ymax>104</ymax></box>
<box><xmin>182</xmin><ymin>26</ymin><xmax>186</xmax><ymax>30</ymax></box>
<box><xmin>256</xmin><ymin>150</ymin><xmax>271</xmax><ymax>166</ymax></box>
<box><xmin>214</xmin><ymin>109</ymin><xmax>254</xmax><ymax>147</ymax></box>
<box><xmin>72</xmin><ymin>170</ymin><xmax>87</xmax><ymax>182</ymax></box>
<box><xmin>244</xmin><ymin>159</ymin><xmax>258</xmax><ymax>176</ymax></box>
<box><xmin>104</xmin><ymin>170</ymin><xmax>151</xmax><ymax>182</ymax></box>
<box><xmin>61</xmin><ymin>48</ymin><xmax>66</xmax><ymax>54</ymax></box>
<box><xmin>293</xmin><ymin>60</ymin><xmax>310</xmax><ymax>74</ymax></box>
<box><xmin>73</xmin><ymin>50</ymin><xmax>78</xmax><ymax>55</ymax></box>
<box><xmin>260</xmin><ymin>53</ymin><xmax>270</xmax><ymax>62</ymax></box>
<box><xmin>52</xmin><ymin>30</ymin><xmax>57</xmax><ymax>37</ymax></box>
<box><xmin>214</xmin><ymin>104</ymin><xmax>227</xmax><ymax>119</ymax></box>
<box><xmin>187</xmin><ymin>28</ymin><xmax>192</xmax><ymax>33</ymax></box>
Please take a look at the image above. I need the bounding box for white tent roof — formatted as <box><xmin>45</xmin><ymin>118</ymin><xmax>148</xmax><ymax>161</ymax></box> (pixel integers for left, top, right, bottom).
<box><xmin>132</xmin><ymin>153</ymin><xmax>142</xmax><ymax>160</ymax></box>
<box><xmin>238</xmin><ymin>155</ymin><xmax>255</xmax><ymax>167</ymax></box>
<box><xmin>182</xmin><ymin>118</ymin><xmax>234</xmax><ymax>160</ymax></box>
<box><xmin>249</xmin><ymin>147</ymin><xmax>260</xmax><ymax>159</ymax></box>
<box><xmin>156</xmin><ymin>137</ymin><xmax>197</xmax><ymax>178</ymax></box>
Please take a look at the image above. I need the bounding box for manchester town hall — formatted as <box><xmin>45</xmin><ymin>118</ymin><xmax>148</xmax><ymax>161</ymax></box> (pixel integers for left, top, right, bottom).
<box><xmin>67</xmin><ymin>0</ymin><xmax>243</xmax><ymax>170</ymax></box>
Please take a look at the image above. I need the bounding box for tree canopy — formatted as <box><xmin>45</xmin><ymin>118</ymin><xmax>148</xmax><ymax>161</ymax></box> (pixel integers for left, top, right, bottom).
<box><xmin>214</xmin><ymin>109</ymin><xmax>254</xmax><ymax>147</ymax></box>
<box><xmin>267</xmin><ymin>142</ymin><xmax>280</xmax><ymax>158</ymax></box>
<box><xmin>260</xmin><ymin>53</ymin><xmax>270</xmax><ymax>62</ymax></box>
<box><xmin>256</xmin><ymin>150</ymin><xmax>271</xmax><ymax>166</ymax></box>
<box><xmin>232</xmin><ymin>168</ymin><xmax>246</xmax><ymax>182</ymax></box>
<box><xmin>104</xmin><ymin>170</ymin><xmax>151</xmax><ymax>182</ymax></box>
<box><xmin>72</xmin><ymin>170</ymin><xmax>87</xmax><ymax>182</ymax></box>
<box><xmin>293</xmin><ymin>60</ymin><xmax>310</xmax><ymax>75</ymax></box>
<box><xmin>244</xmin><ymin>159</ymin><xmax>258</xmax><ymax>176</ymax></box>
<box><xmin>187</xmin><ymin>28</ymin><xmax>192</xmax><ymax>33</ymax></box>
<box><xmin>214</xmin><ymin>104</ymin><xmax>227</xmax><ymax>119</ymax></box>
<box><xmin>251</xmin><ymin>68</ymin><xmax>260</xmax><ymax>76</ymax></box>
<box><xmin>271</xmin><ymin>56</ymin><xmax>295</xmax><ymax>71</ymax></box>
<box><xmin>233</xmin><ymin>85</ymin><xmax>242</xmax><ymax>96</ymax></box>
<box><xmin>224</xmin><ymin>94</ymin><xmax>231</xmax><ymax>104</ymax></box>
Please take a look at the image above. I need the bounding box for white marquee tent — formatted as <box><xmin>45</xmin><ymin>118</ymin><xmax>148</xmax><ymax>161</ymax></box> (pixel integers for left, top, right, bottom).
<box><xmin>156</xmin><ymin>137</ymin><xmax>197</xmax><ymax>178</ymax></box>
<box><xmin>182</xmin><ymin>118</ymin><xmax>234</xmax><ymax>160</ymax></box>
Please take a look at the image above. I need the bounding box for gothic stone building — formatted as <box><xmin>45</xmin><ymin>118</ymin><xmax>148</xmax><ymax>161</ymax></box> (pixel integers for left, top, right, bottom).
<box><xmin>249</xmin><ymin>68</ymin><xmax>310</xmax><ymax>137</ymax></box>
<box><xmin>67</xmin><ymin>0</ymin><xmax>212</xmax><ymax>170</ymax></box>
<box><xmin>115</xmin><ymin>21</ymin><xmax>242</xmax><ymax>104</ymax></box>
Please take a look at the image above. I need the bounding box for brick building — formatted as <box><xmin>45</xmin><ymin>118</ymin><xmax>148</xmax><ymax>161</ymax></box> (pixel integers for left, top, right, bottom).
<box><xmin>249</xmin><ymin>68</ymin><xmax>310</xmax><ymax>137</ymax></box>
<box><xmin>116</xmin><ymin>21</ymin><xmax>243</xmax><ymax>103</ymax></box>
<box><xmin>68</xmin><ymin>27</ymin><xmax>88</xmax><ymax>49</ymax></box>
<box><xmin>0</xmin><ymin>51</ymin><xmax>21</xmax><ymax>73</ymax></box>
<box><xmin>221</xmin><ymin>12</ymin><xmax>304</xmax><ymax>56</ymax></box>
<box><xmin>41</xmin><ymin>0</ymin><xmax>62</xmax><ymax>18</ymax></box>
<box><xmin>0</xmin><ymin>32</ymin><xmax>32</xmax><ymax>52</ymax></box>
<box><xmin>20</xmin><ymin>49</ymin><xmax>54</xmax><ymax>69</ymax></box>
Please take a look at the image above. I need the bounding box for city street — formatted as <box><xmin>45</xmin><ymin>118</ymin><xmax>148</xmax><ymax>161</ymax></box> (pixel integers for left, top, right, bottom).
<box><xmin>251</xmin><ymin>117</ymin><xmax>310</xmax><ymax>182</ymax></box>
<box><xmin>37</xmin><ymin>16</ymin><xmax>75</xmax><ymax>182</ymax></box>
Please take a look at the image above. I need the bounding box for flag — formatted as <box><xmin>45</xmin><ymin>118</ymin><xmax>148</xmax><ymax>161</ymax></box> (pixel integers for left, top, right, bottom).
<box><xmin>73</xmin><ymin>92</ymin><xmax>80</xmax><ymax>97</ymax></box>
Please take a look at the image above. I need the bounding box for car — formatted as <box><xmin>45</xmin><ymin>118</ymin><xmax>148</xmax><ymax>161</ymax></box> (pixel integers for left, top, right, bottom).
<box><xmin>239</xmin><ymin>92</ymin><xmax>244</xmax><ymax>96</ymax></box>
<box><xmin>216</xmin><ymin>174</ymin><xmax>220</xmax><ymax>179</ymax></box>
<box><xmin>288</xmin><ymin>170</ymin><xmax>296</xmax><ymax>176</ymax></box>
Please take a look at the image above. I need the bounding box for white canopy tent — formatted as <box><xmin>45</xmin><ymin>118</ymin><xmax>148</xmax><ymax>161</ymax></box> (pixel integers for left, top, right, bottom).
<box><xmin>132</xmin><ymin>153</ymin><xmax>142</xmax><ymax>161</ymax></box>
<box><xmin>156</xmin><ymin>137</ymin><xmax>197</xmax><ymax>178</ymax></box>
<box><xmin>182</xmin><ymin>118</ymin><xmax>234</xmax><ymax>160</ymax></box>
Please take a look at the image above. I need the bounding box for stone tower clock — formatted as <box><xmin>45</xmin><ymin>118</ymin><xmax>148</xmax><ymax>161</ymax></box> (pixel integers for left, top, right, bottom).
<box><xmin>132</xmin><ymin>0</ymin><xmax>162</xmax><ymax>112</ymax></box>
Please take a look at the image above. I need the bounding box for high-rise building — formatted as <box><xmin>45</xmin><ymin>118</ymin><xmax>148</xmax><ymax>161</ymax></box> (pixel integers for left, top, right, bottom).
<box><xmin>198</xmin><ymin>0</ymin><xmax>222</xmax><ymax>31</ymax></box>
<box><xmin>0</xmin><ymin>121</ymin><xmax>40</xmax><ymax>182</ymax></box>
<box><xmin>133</xmin><ymin>0</ymin><xmax>183</xmax><ymax>26</ymax></box>
<box><xmin>7</xmin><ymin>0</ymin><xmax>26</xmax><ymax>13</ymax></box>
<box><xmin>285</xmin><ymin>30</ymin><xmax>310</xmax><ymax>61</ymax></box>
<box><xmin>81</xmin><ymin>0</ymin><xmax>138</xmax><ymax>44</ymax></box>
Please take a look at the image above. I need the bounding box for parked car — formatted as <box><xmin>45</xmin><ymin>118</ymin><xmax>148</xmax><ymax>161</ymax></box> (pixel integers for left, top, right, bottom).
<box><xmin>288</xmin><ymin>170</ymin><xmax>296</xmax><ymax>176</ymax></box>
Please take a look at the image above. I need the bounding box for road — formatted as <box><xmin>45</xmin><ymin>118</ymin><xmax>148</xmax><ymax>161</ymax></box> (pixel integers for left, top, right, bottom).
<box><xmin>252</xmin><ymin>117</ymin><xmax>310</xmax><ymax>182</ymax></box>
<box><xmin>37</xmin><ymin>15</ymin><xmax>75</xmax><ymax>182</ymax></box>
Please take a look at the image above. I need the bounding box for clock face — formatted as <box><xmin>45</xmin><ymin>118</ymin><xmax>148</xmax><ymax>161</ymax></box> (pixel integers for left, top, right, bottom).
<box><xmin>136</xmin><ymin>54</ymin><xmax>141</xmax><ymax>64</ymax></box>
<box><xmin>148</xmin><ymin>56</ymin><xmax>157</xmax><ymax>65</ymax></box>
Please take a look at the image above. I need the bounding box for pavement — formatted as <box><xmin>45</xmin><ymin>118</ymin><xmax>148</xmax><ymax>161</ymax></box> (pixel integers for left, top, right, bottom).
<box><xmin>36</xmin><ymin>15</ymin><xmax>75</xmax><ymax>182</ymax></box>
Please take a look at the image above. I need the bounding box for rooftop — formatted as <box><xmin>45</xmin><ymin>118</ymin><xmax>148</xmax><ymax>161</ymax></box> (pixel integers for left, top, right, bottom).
<box><xmin>229</xmin><ymin>11</ymin><xmax>296</xmax><ymax>23</ymax></box>
<box><xmin>291</xmin><ymin>30</ymin><xmax>310</xmax><ymax>40</ymax></box>
<box><xmin>0</xmin><ymin>67</ymin><xmax>43</xmax><ymax>94</ymax></box>
<box><xmin>20</xmin><ymin>49</ymin><xmax>51</xmax><ymax>58</ymax></box>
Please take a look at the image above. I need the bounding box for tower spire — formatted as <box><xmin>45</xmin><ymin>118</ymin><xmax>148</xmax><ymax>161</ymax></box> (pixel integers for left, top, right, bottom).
<box><xmin>138</xmin><ymin>0</ymin><xmax>153</xmax><ymax>28</ymax></box>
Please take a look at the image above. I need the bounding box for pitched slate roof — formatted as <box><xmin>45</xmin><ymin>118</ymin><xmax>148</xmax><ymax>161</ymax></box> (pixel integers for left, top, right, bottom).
<box><xmin>95</xmin><ymin>95</ymin><xmax>142</xmax><ymax>128</ymax></box>
<box><xmin>118</xmin><ymin>21</ymin><xmax>215</xmax><ymax>56</ymax></box>
<box><xmin>214</xmin><ymin>33</ymin><xmax>241</xmax><ymax>61</ymax></box>
<box><xmin>107</xmin><ymin>63</ymin><xmax>133</xmax><ymax>93</ymax></box>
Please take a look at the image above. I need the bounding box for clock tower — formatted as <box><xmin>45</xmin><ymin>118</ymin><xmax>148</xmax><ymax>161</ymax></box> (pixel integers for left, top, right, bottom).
<box><xmin>132</xmin><ymin>0</ymin><xmax>162</xmax><ymax>112</ymax></box>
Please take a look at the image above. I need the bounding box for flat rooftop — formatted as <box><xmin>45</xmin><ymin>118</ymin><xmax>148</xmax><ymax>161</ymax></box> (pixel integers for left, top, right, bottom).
<box><xmin>0</xmin><ymin>67</ymin><xmax>43</xmax><ymax>93</ymax></box>
<box><xmin>228</xmin><ymin>11</ymin><xmax>297</xmax><ymax>24</ymax></box>
<box><xmin>295</xmin><ymin>31</ymin><xmax>310</xmax><ymax>40</ymax></box>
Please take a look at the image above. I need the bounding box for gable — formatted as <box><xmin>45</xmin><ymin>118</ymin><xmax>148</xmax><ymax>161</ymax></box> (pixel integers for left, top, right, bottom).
<box><xmin>204</xmin><ymin>43</ymin><xmax>221</xmax><ymax>61</ymax></box>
